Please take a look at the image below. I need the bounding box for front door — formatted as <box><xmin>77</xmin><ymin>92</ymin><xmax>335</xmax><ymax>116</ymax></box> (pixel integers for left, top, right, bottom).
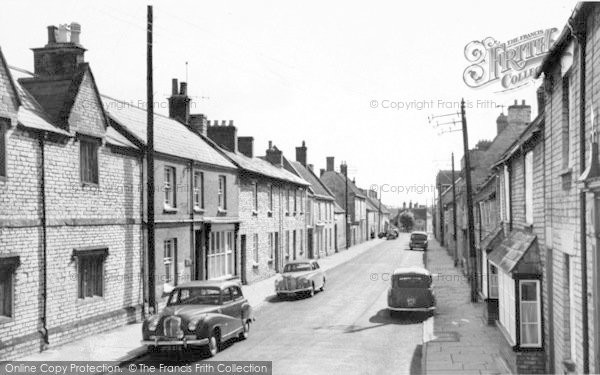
<box><xmin>240</xmin><ymin>235</ymin><xmax>247</xmax><ymax>285</ymax></box>
<box><xmin>274</xmin><ymin>232</ymin><xmax>280</xmax><ymax>272</ymax></box>
<box><xmin>307</xmin><ymin>229</ymin><xmax>314</xmax><ymax>259</ymax></box>
<box><xmin>194</xmin><ymin>230</ymin><xmax>203</xmax><ymax>280</ymax></box>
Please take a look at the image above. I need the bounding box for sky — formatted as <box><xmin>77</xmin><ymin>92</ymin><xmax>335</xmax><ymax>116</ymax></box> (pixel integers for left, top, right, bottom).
<box><xmin>0</xmin><ymin>0</ymin><xmax>579</xmax><ymax>207</ymax></box>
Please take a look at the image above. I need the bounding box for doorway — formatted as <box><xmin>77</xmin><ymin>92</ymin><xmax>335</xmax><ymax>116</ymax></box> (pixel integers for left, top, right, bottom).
<box><xmin>240</xmin><ymin>235</ymin><xmax>247</xmax><ymax>285</ymax></box>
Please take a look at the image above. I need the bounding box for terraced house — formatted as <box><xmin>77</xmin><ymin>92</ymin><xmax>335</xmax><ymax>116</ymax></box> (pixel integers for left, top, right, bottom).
<box><xmin>284</xmin><ymin>141</ymin><xmax>337</xmax><ymax>258</ymax></box>
<box><xmin>321</xmin><ymin>157</ymin><xmax>367</xmax><ymax>247</ymax></box>
<box><xmin>205</xmin><ymin>123</ymin><xmax>309</xmax><ymax>284</ymax></box>
<box><xmin>104</xmin><ymin>79</ymin><xmax>240</xmax><ymax>304</ymax></box>
<box><xmin>0</xmin><ymin>25</ymin><xmax>143</xmax><ymax>359</ymax></box>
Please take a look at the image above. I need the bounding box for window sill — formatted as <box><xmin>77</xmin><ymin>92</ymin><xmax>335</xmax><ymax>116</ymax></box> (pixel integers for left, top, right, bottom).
<box><xmin>77</xmin><ymin>295</ymin><xmax>105</xmax><ymax>304</ymax></box>
<box><xmin>217</xmin><ymin>208</ymin><xmax>227</xmax><ymax>215</ymax></box>
<box><xmin>81</xmin><ymin>182</ymin><xmax>100</xmax><ymax>188</ymax></box>
<box><xmin>163</xmin><ymin>206</ymin><xmax>178</xmax><ymax>214</ymax></box>
<box><xmin>293</xmin><ymin>212</ymin><xmax>297</xmax><ymax>216</ymax></box>
<box><xmin>285</xmin><ymin>212</ymin><xmax>290</xmax><ymax>216</ymax></box>
<box><xmin>267</xmin><ymin>211</ymin><xmax>273</xmax><ymax>217</ymax></box>
<box><xmin>193</xmin><ymin>207</ymin><xmax>205</xmax><ymax>214</ymax></box>
<box><xmin>0</xmin><ymin>176</ymin><xmax>7</xmax><ymax>183</ymax></box>
<box><xmin>559</xmin><ymin>167</ymin><xmax>573</xmax><ymax>178</ymax></box>
<box><xmin>252</xmin><ymin>262</ymin><xmax>259</xmax><ymax>269</ymax></box>
<box><xmin>267</xmin><ymin>258</ymin><xmax>273</xmax><ymax>264</ymax></box>
<box><xmin>252</xmin><ymin>210</ymin><xmax>258</xmax><ymax>216</ymax></box>
<box><xmin>0</xmin><ymin>316</ymin><xmax>13</xmax><ymax>324</ymax></box>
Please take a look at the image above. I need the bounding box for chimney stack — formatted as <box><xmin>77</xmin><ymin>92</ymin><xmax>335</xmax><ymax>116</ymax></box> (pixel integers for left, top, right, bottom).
<box><xmin>238</xmin><ymin>136</ymin><xmax>254</xmax><ymax>158</ymax></box>
<box><xmin>340</xmin><ymin>163</ymin><xmax>348</xmax><ymax>176</ymax></box>
<box><xmin>207</xmin><ymin>120</ymin><xmax>238</xmax><ymax>153</ymax></box>
<box><xmin>188</xmin><ymin>114</ymin><xmax>207</xmax><ymax>137</ymax></box>
<box><xmin>403</xmin><ymin>202</ymin><xmax>406</xmax><ymax>210</ymax></box>
<box><xmin>409</xmin><ymin>201</ymin><xmax>413</xmax><ymax>209</ymax></box>
<box><xmin>326</xmin><ymin>157</ymin><xmax>334</xmax><ymax>172</ymax></box>
<box><xmin>168</xmin><ymin>78</ymin><xmax>191</xmax><ymax>125</ymax></box>
<box><xmin>308</xmin><ymin>164</ymin><xmax>314</xmax><ymax>172</ymax></box>
<box><xmin>507</xmin><ymin>99</ymin><xmax>531</xmax><ymax>125</ymax></box>
<box><xmin>320</xmin><ymin>168</ymin><xmax>325</xmax><ymax>177</ymax></box>
<box><xmin>496</xmin><ymin>113</ymin><xmax>508</xmax><ymax>134</ymax></box>
<box><xmin>33</xmin><ymin>23</ymin><xmax>86</xmax><ymax>77</ymax></box>
<box><xmin>265</xmin><ymin>142</ymin><xmax>283</xmax><ymax>167</ymax></box>
<box><xmin>296</xmin><ymin>141</ymin><xmax>307</xmax><ymax>166</ymax></box>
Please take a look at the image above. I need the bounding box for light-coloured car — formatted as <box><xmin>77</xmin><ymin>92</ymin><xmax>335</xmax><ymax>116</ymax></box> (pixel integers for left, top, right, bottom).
<box><xmin>275</xmin><ymin>260</ymin><xmax>326</xmax><ymax>298</ymax></box>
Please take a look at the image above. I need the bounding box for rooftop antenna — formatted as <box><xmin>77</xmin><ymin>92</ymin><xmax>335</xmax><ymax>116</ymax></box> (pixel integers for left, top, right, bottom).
<box><xmin>496</xmin><ymin>104</ymin><xmax>506</xmax><ymax>115</ymax></box>
<box><xmin>185</xmin><ymin>61</ymin><xmax>189</xmax><ymax>84</ymax></box>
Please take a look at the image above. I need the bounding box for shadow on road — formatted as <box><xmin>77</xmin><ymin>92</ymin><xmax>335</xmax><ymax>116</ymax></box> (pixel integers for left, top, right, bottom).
<box><xmin>409</xmin><ymin>344</ymin><xmax>423</xmax><ymax>375</ymax></box>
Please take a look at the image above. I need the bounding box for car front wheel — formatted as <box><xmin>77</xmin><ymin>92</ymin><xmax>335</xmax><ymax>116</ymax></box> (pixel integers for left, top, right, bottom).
<box><xmin>309</xmin><ymin>283</ymin><xmax>315</xmax><ymax>297</ymax></box>
<box><xmin>205</xmin><ymin>330</ymin><xmax>219</xmax><ymax>357</ymax></box>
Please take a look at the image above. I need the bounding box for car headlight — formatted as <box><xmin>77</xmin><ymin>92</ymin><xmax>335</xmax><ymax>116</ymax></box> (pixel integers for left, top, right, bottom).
<box><xmin>300</xmin><ymin>278</ymin><xmax>310</xmax><ymax>287</ymax></box>
<box><xmin>147</xmin><ymin>315</ymin><xmax>160</xmax><ymax>331</ymax></box>
<box><xmin>188</xmin><ymin>319</ymin><xmax>199</xmax><ymax>331</ymax></box>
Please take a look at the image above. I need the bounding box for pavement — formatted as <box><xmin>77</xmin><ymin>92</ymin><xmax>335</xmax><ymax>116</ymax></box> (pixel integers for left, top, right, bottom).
<box><xmin>422</xmin><ymin>238</ymin><xmax>510</xmax><ymax>375</ymax></box>
<box><xmin>131</xmin><ymin>233</ymin><xmax>425</xmax><ymax>375</ymax></box>
<box><xmin>20</xmin><ymin>238</ymin><xmax>386</xmax><ymax>364</ymax></box>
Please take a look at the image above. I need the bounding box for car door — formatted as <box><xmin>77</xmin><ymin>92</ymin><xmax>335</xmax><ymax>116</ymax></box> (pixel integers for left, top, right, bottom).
<box><xmin>312</xmin><ymin>262</ymin><xmax>323</xmax><ymax>289</ymax></box>
<box><xmin>220</xmin><ymin>287</ymin><xmax>243</xmax><ymax>336</ymax></box>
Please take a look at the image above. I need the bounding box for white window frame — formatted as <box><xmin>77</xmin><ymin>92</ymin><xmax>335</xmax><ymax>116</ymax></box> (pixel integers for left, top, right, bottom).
<box><xmin>268</xmin><ymin>232</ymin><xmax>274</xmax><ymax>261</ymax></box>
<box><xmin>524</xmin><ymin>151</ymin><xmax>533</xmax><ymax>224</ymax></box>
<box><xmin>488</xmin><ymin>263</ymin><xmax>499</xmax><ymax>299</ymax></box>
<box><xmin>503</xmin><ymin>165</ymin><xmax>510</xmax><ymax>222</ymax></box>
<box><xmin>252</xmin><ymin>181</ymin><xmax>258</xmax><ymax>212</ymax></box>
<box><xmin>193</xmin><ymin>171</ymin><xmax>204</xmax><ymax>210</ymax></box>
<box><xmin>207</xmin><ymin>231</ymin><xmax>234</xmax><ymax>279</ymax></box>
<box><xmin>568</xmin><ymin>256</ymin><xmax>577</xmax><ymax>360</ymax></box>
<box><xmin>253</xmin><ymin>233</ymin><xmax>259</xmax><ymax>264</ymax></box>
<box><xmin>519</xmin><ymin>279</ymin><xmax>542</xmax><ymax>348</ymax></box>
<box><xmin>218</xmin><ymin>175</ymin><xmax>227</xmax><ymax>210</ymax></box>
<box><xmin>163</xmin><ymin>239</ymin><xmax>176</xmax><ymax>285</ymax></box>
<box><xmin>164</xmin><ymin>166</ymin><xmax>176</xmax><ymax>208</ymax></box>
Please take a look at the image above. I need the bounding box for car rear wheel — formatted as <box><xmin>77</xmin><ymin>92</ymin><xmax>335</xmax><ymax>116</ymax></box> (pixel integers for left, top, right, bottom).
<box><xmin>205</xmin><ymin>330</ymin><xmax>219</xmax><ymax>357</ymax></box>
<box><xmin>309</xmin><ymin>283</ymin><xmax>315</xmax><ymax>297</ymax></box>
<box><xmin>239</xmin><ymin>320</ymin><xmax>250</xmax><ymax>340</ymax></box>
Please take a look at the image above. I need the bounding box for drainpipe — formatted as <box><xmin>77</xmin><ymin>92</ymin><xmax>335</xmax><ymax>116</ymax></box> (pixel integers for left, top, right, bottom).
<box><xmin>570</xmin><ymin>16</ymin><xmax>589</xmax><ymax>373</ymax></box>
<box><xmin>38</xmin><ymin>133</ymin><xmax>49</xmax><ymax>347</ymax></box>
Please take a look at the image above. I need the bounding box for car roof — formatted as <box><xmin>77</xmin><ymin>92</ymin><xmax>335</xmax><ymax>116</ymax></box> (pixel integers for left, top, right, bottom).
<box><xmin>175</xmin><ymin>279</ymin><xmax>241</xmax><ymax>290</ymax></box>
<box><xmin>411</xmin><ymin>231</ymin><xmax>428</xmax><ymax>235</ymax></box>
<box><xmin>392</xmin><ymin>267</ymin><xmax>431</xmax><ymax>276</ymax></box>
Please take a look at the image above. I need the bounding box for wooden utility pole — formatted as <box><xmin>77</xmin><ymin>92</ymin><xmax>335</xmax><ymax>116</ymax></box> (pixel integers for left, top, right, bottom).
<box><xmin>146</xmin><ymin>5</ymin><xmax>156</xmax><ymax>313</ymax></box>
<box><xmin>451</xmin><ymin>153</ymin><xmax>458</xmax><ymax>267</ymax></box>
<box><xmin>343</xmin><ymin>162</ymin><xmax>350</xmax><ymax>248</ymax></box>
<box><xmin>460</xmin><ymin>98</ymin><xmax>478</xmax><ymax>303</ymax></box>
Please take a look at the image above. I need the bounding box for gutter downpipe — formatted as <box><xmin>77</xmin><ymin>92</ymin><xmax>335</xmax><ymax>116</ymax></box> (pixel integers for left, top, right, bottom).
<box><xmin>38</xmin><ymin>133</ymin><xmax>49</xmax><ymax>348</ymax></box>
<box><xmin>569</xmin><ymin>6</ymin><xmax>589</xmax><ymax>372</ymax></box>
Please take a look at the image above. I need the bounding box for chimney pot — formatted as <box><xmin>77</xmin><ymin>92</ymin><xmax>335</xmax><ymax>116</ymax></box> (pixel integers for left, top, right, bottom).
<box><xmin>213</xmin><ymin>120</ymin><xmax>219</xmax><ymax>126</ymax></box>
<box><xmin>514</xmin><ymin>99</ymin><xmax>517</xmax><ymax>105</ymax></box>
<box><xmin>296</xmin><ymin>141</ymin><xmax>307</xmax><ymax>166</ymax></box>
<box><xmin>320</xmin><ymin>168</ymin><xmax>325</xmax><ymax>177</ymax></box>
<box><xmin>180</xmin><ymin>82</ymin><xmax>187</xmax><ymax>95</ymax></box>
<box><xmin>308</xmin><ymin>164</ymin><xmax>314</xmax><ymax>171</ymax></box>
<box><xmin>221</xmin><ymin>120</ymin><xmax>226</xmax><ymax>126</ymax></box>
<box><xmin>229</xmin><ymin>120</ymin><xmax>234</xmax><ymax>126</ymax></box>
<box><xmin>70</xmin><ymin>22</ymin><xmax>81</xmax><ymax>44</ymax></box>
<box><xmin>522</xmin><ymin>100</ymin><xmax>525</xmax><ymax>105</ymax></box>
<box><xmin>47</xmin><ymin>26</ymin><xmax>57</xmax><ymax>44</ymax></box>
<box><xmin>57</xmin><ymin>24</ymin><xmax>69</xmax><ymax>43</ymax></box>
<box><xmin>172</xmin><ymin>79</ymin><xmax>178</xmax><ymax>96</ymax></box>
<box><xmin>268</xmin><ymin>140</ymin><xmax>273</xmax><ymax>149</ymax></box>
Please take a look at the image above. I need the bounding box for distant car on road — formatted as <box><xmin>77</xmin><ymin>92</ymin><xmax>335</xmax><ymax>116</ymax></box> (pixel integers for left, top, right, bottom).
<box><xmin>409</xmin><ymin>231</ymin><xmax>428</xmax><ymax>250</ymax></box>
<box><xmin>387</xmin><ymin>267</ymin><xmax>435</xmax><ymax>315</ymax></box>
<box><xmin>275</xmin><ymin>260</ymin><xmax>326</xmax><ymax>298</ymax></box>
<box><xmin>386</xmin><ymin>230</ymin><xmax>398</xmax><ymax>240</ymax></box>
<box><xmin>141</xmin><ymin>280</ymin><xmax>253</xmax><ymax>357</ymax></box>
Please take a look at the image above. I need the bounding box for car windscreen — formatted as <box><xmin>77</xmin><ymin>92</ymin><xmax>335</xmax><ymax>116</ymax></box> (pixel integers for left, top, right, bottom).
<box><xmin>411</xmin><ymin>234</ymin><xmax>428</xmax><ymax>241</ymax></box>
<box><xmin>284</xmin><ymin>263</ymin><xmax>312</xmax><ymax>272</ymax></box>
<box><xmin>168</xmin><ymin>287</ymin><xmax>221</xmax><ymax>305</ymax></box>
<box><xmin>392</xmin><ymin>275</ymin><xmax>430</xmax><ymax>288</ymax></box>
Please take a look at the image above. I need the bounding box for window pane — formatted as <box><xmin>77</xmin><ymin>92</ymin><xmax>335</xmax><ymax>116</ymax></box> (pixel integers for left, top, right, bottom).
<box><xmin>521</xmin><ymin>323</ymin><xmax>539</xmax><ymax>345</ymax></box>
<box><xmin>521</xmin><ymin>281</ymin><xmax>537</xmax><ymax>301</ymax></box>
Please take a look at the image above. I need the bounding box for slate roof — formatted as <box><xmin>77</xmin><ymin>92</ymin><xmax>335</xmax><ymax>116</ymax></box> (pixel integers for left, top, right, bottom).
<box><xmin>286</xmin><ymin>159</ymin><xmax>334</xmax><ymax>199</ymax></box>
<box><xmin>222</xmin><ymin>151</ymin><xmax>308</xmax><ymax>186</ymax></box>
<box><xmin>321</xmin><ymin>170</ymin><xmax>366</xmax><ymax>199</ymax></box>
<box><xmin>365</xmin><ymin>196</ymin><xmax>379</xmax><ymax>211</ymax></box>
<box><xmin>488</xmin><ymin>230</ymin><xmax>541</xmax><ymax>275</ymax></box>
<box><xmin>333</xmin><ymin>201</ymin><xmax>345</xmax><ymax>214</ymax></box>
<box><xmin>102</xmin><ymin>95</ymin><xmax>235</xmax><ymax>169</ymax></box>
<box><xmin>479</xmin><ymin>225</ymin><xmax>504</xmax><ymax>253</ymax></box>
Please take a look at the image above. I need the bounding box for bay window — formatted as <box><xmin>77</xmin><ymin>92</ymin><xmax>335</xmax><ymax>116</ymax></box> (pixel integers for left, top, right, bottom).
<box><xmin>207</xmin><ymin>231</ymin><xmax>234</xmax><ymax>279</ymax></box>
<box><xmin>519</xmin><ymin>280</ymin><xmax>541</xmax><ymax>347</ymax></box>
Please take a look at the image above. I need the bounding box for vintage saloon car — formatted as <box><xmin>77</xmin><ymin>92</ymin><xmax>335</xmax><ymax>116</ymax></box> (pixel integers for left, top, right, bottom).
<box><xmin>387</xmin><ymin>267</ymin><xmax>435</xmax><ymax>315</ymax></box>
<box><xmin>409</xmin><ymin>231</ymin><xmax>428</xmax><ymax>250</ymax></box>
<box><xmin>275</xmin><ymin>260</ymin><xmax>326</xmax><ymax>298</ymax></box>
<box><xmin>141</xmin><ymin>280</ymin><xmax>253</xmax><ymax>356</ymax></box>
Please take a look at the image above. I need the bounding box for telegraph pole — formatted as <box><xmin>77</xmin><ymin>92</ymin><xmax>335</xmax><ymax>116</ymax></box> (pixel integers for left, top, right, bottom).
<box><xmin>342</xmin><ymin>161</ymin><xmax>350</xmax><ymax>249</ymax></box>
<box><xmin>460</xmin><ymin>99</ymin><xmax>478</xmax><ymax>303</ymax></box>
<box><xmin>451</xmin><ymin>153</ymin><xmax>458</xmax><ymax>267</ymax></box>
<box><xmin>146</xmin><ymin>5</ymin><xmax>156</xmax><ymax>313</ymax></box>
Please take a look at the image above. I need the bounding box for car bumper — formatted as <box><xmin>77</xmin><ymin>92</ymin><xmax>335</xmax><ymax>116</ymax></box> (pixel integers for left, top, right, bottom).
<box><xmin>141</xmin><ymin>336</ymin><xmax>209</xmax><ymax>347</ymax></box>
<box><xmin>277</xmin><ymin>287</ymin><xmax>312</xmax><ymax>294</ymax></box>
<box><xmin>388</xmin><ymin>306</ymin><xmax>435</xmax><ymax>312</ymax></box>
